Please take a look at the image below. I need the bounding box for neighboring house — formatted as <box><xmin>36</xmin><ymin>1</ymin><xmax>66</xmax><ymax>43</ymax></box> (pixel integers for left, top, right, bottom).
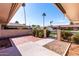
<box><xmin>51</xmin><ymin>25</ymin><xmax>79</xmax><ymax>30</ymax></box>
<box><xmin>0</xmin><ymin>23</ymin><xmax>32</xmax><ymax>30</ymax></box>
<box><xmin>47</xmin><ymin>26</ymin><xmax>54</xmax><ymax>31</ymax></box>
<box><xmin>7</xmin><ymin>23</ymin><xmax>32</xmax><ymax>29</ymax></box>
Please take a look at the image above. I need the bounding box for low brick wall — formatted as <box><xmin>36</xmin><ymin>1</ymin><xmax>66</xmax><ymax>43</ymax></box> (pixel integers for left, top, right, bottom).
<box><xmin>0</xmin><ymin>29</ymin><xmax>32</xmax><ymax>38</ymax></box>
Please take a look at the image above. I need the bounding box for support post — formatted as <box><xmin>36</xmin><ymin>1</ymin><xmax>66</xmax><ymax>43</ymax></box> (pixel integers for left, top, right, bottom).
<box><xmin>44</xmin><ymin>29</ymin><xmax>46</xmax><ymax>38</ymax></box>
<box><xmin>0</xmin><ymin>24</ymin><xmax>1</xmax><ymax>30</ymax></box>
<box><xmin>43</xmin><ymin>27</ymin><xmax>47</xmax><ymax>38</ymax></box>
<box><xmin>57</xmin><ymin>29</ymin><xmax>61</xmax><ymax>40</ymax></box>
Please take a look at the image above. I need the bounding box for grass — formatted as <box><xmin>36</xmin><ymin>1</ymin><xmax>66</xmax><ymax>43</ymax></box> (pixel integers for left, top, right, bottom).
<box><xmin>62</xmin><ymin>30</ymin><xmax>79</xmax><ymax>34</ymax></box>
<box><xmin>49</xmin><ymin>31</ymin><xmax>57</xmax><ymax>38</ymax></box>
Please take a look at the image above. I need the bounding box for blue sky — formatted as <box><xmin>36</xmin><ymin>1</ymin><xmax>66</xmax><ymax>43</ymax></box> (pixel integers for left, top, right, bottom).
<box><xmin>9</xmin><ymin>3</ymin><xmax>70</xmax><ymax>26</ymax></box>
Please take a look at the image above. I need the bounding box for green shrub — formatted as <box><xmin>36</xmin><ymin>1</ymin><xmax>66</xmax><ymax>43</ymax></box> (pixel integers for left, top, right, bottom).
<box><xmin>61</xmin><ymin>30</ymin><xmax>79</xmax><ymax>44</ymax></box>
<box><xmin>46</xmin><ymin>30</ymin><xmax>51</xmax><ymax>37</ymax></box>
<box><xmin>32</xmin><ymin>28</ymin><xmax>50</xmax><ymax>38</ymax></box>
<box><xmin>67</xmin><ymin>27</ymin><xmax>73</xmax><ymax>30</ymax></box>
<box><xmin>32</xmin><ymin>28</ymin><xmax>38</xmax><ymax>37</ymax></box>
<box><xmin>32</xmin><ymin>29</ymin><xmax>44</xmax><ymax>38</ymax></box>
<box><xmin>32</xmin><ymin>28</ymin><xmax>36</xmax><ymax>36</ymax></box>
<box><xmin>38</xmin><ymin>30</ymin><xmax>44</xmax><ymax>38</ymax></box>
<box><xmin>71</xmin><ymin>34</ymin><xmax>79</xmax><ymax>44</ymax></box>
<box><xmin>61</xmin><ymin>30</ymin><xmax>73</xmax><ymax>41</ymax></box>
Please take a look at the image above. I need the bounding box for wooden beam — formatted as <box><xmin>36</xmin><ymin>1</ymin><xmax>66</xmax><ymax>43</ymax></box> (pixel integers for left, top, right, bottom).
<box><xmin>55</xmin><ymin>3</ymin><xmax>66</xmax><ymax>14</ymax></box>
<box><xmin>7</xmin><ymin>3</ymin><xmax>22</xmax><ymax>24</ymax></box>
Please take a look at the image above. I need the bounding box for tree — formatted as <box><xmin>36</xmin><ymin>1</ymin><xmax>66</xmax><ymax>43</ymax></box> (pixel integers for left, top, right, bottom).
<box><xmin>32</xmin><ymin>25</ymin><xmax>36</xmax><ymax>29</ymax></box>
<box><xmin>32</xmin><ymin>25</ymin><xmax>36</xmax><ymax>27</ymax></box>
<box><xmin>42</xmin><ymin>13</ymin><xmax>46</xmax><ymax>27</ymax></box>
<box><xmin>70</xmin><ymin>21</ymin><xmax>73</xmax><ymax>25</ymax></box>
<box><xmin>15</xmin><ymin>21</ymin><xmax>19</xmax><ymax>24</ymax></box>
<box><xmin>50</xmin><ymin>21</ymin><xmax>53</xmax><ymax>26</ymax></box>
<box><xmin>36</xmin><ymin>25</ymin><xmax>40</xmax><ymax>29</ymax></box>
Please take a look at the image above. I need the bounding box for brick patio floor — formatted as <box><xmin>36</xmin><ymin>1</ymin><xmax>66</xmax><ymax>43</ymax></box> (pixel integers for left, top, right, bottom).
<box><xmin>68</xmin><ymin>43</ymin><xmax>79</xmax><ymax>56</ymax></box>
<box><xmin>11</xmin><ymin>36</ymin><xmax>42</xmax><ymax>45</ymax></box>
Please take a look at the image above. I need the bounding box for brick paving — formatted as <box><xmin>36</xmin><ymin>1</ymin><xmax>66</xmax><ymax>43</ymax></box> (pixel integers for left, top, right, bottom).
<box><xmin>12</xmin><ymin>36</ymin><xmax>42</xmax><ymax>45</ymax></box>
<box><xmin>68</xmin><ymin>43</ymin><xmax>79</xmax><ymax>56</ymax></box>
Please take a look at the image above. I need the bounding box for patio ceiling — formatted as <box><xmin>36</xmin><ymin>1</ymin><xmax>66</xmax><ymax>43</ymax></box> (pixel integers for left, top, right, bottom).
<box><xmin>0</xmin><ymin>3</ymin><xmax>22</xmax><ymax>24</ymax></box>
<box><xmin>54</xmin><ymin>3</ymin><xmax>79</xmax><ymax>24</ymax></box>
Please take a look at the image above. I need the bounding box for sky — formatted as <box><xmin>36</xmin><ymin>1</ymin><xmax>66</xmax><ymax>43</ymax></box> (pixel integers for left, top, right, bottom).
<box><xmin>9</xmin><ymin>3</ymin><xmax>70</xmax><ymax>26</ymax></box>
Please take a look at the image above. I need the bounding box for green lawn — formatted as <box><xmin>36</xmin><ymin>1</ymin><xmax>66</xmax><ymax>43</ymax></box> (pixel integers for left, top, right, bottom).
<box><xmin>62</xmin><ymin>30</ymin><xmax>79</xmax><ymax>35</ymax></box>
<box><xmin>49</xmin><ymin>31</ymin><xmax>57</xmax><ymax>38</ymax></box>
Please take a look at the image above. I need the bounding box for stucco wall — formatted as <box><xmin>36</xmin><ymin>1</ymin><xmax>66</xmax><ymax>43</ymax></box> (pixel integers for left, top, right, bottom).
<box><xmin>0</xmin><ymin>29</ymin><xmax>32</xmax><ymax>38</ymax></box>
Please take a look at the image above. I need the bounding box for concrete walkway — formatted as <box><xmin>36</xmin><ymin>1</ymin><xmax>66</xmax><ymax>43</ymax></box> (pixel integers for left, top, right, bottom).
<box><xmin>35</xmin><ymin>38</ymin><xmax>54</xmax><ymax>46</ymax></box>
<box><xmin>11</xmin><ymin>36</ymin><xmax>61</xmax><ymax>56</ymax></box>
<box><xmin>16</xmin><ymin>42</ymin><xmax>60</xmax><ymax>56</ymax></box>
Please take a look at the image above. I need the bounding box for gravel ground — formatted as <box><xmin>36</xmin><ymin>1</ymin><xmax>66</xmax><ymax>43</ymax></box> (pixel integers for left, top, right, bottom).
<box><xmin>43</xmin><ymin>40</ymin><xmax>70</xmax><ymax>56</ymax></box>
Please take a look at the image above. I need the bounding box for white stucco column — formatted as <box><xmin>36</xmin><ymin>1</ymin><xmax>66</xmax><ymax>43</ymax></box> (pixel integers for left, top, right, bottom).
<box><xmin>57</xmin><ymin>29</ymin><xmax>61</xmax><ymax>40</ymax></box>
<box><xmin>44</xmin><ymin>29</ymin><xmax>47</xmax><ymax>38</ymax></box>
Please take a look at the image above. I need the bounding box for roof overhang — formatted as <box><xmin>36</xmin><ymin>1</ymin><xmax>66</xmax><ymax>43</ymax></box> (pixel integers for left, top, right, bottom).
<box><xmin>54</xmin><ymin>3</ymin><xmax>79</xmax><ymax>24</ymax></box>
<box><xmin>0</xmin><ymin>3</ymin><xmax>22</xmax><ymax>24</ymax></box>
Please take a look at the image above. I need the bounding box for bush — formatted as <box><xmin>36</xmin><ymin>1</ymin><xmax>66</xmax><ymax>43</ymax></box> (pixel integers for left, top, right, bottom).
<box><xmin>32</xmin><ymin>28</ymin><xmax>39</xmax><ymax>37</ymax></box>
<box><xmin>32</xmin><ymin>28</ymin><xmax>50</xmax><ymax>38</ymax></box>
<box><xmin>61</xmin><ymin>30</ymin><xmax>79</xmax><ymax>44</ymax></box>
<box><xmin>46</xmin><ymin>30</ymin><xmax>51</xmax><ymax>37</ymax></box>
<box><xmin>71</xmin><ymin>34</ymin><xmax>79</xmax><ymax>44</ymax></box>
<box><xmin>32</xmin><ymin>28</ymin><xmax>36</xmax><ymax>36</ymax></box>
<box><xmin>61</xmin><ymin>30</ymin><xmax>73</xmax><ymax>41</ymax></box>
<box><xmin>67</xmin><ymin>27</ymin><xmax>73</xmax><ymax>30</ymax></box>
<box><xmin>32</xmin><ymin>29</ymin><xmax>44</xmax><ymax>38</ymax></box>
<box><xmin>38</xmin><ymin>30</ymin><xmax>44</xmax><ymax>38</ymax></box>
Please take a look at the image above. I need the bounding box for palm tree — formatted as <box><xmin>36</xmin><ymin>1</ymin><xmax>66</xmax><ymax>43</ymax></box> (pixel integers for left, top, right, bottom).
<box><xmin>32</xmin><ymin>25</ymin><xmax>36</xmax><ymax>29</ymax></box>
<box><xmin>50</xmin><ymin>21</ymin><xmax>53</xmax><ymax>26</ymax></box>
<box><xmin>15</xmin><ymin>21</ymin><xmax>19</xmax><ymax>24</ymax></box>
<box><xmin>42</xmin><ymin>13</ymin><xmax>46</xmax><ymax>27</ymax></box>
<box><xmin>36</xmin><ymin>25</ymin><xmax>40</xmax><ymax>29</ymax></box>
<box><xmin>70</xmin><ymin>21</ymin><xmax>73</xmax><ymax>25</ymax></box>
<box><xmin>22</xmin><ymin>3</ymin><xmax>26</xmax><ymax>26</ymax></box>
